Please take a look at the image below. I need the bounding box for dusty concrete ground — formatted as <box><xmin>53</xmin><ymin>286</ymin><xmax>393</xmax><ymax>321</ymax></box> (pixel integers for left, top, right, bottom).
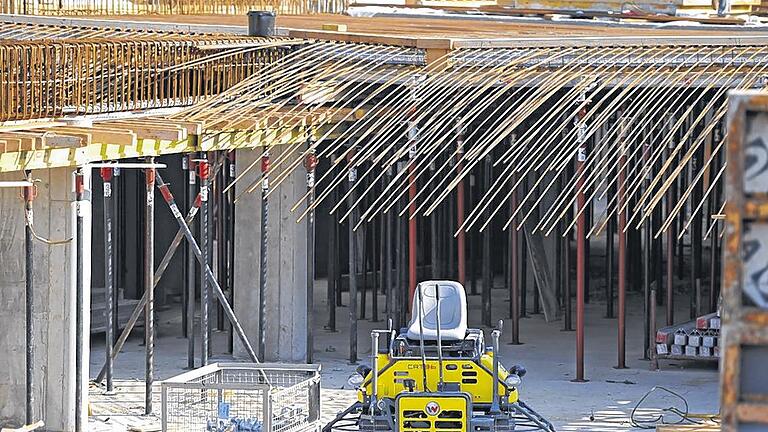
<box><xmin>88</xmin><ymin>276</ymin><xmax>719</xmax><ymax>431</ymax></box>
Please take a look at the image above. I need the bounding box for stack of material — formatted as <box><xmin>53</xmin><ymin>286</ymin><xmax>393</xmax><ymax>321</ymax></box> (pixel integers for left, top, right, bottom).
<box><xmin>656</xmin><ymin>312</ymin><xmax>720</xmax><ymax>361</ymax></box>
<box><xmin>90</xmin><ymin>287</ymin><xmax>141</xmax><ymax>334</ymax></box>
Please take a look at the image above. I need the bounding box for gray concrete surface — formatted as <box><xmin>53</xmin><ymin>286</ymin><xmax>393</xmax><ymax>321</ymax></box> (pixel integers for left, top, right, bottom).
<box><xmin>0</xmin><ymin>168</ymin><xmax>82</xmax><ymax>431</ymax></box>
<box><xmin>87</xmin><ymin>274</ymin><xmax>718</xmax><ymax>431</ymax></box>
<box><xmin>233</xmin><ymin>146</ymin><xmax>309</xmax><ymax>362</ymax></box>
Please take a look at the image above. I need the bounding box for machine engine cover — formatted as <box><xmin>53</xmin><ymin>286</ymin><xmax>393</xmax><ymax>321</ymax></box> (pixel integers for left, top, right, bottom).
<box><xmin>396</xmin><ymin>392</ymin><xmax>471</xmax><ymax>432</ymax></box>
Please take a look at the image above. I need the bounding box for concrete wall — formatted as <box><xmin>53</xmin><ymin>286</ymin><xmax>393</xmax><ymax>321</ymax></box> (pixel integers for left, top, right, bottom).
<box><xmin>233</xmin><ymin>145</ymin><xmax>309</xmax><ymax>362</ymax></box>
<box><xmin>0</xmin><ymin>167</ymin><xmax>80</xmax><ymax>431</ymax></box>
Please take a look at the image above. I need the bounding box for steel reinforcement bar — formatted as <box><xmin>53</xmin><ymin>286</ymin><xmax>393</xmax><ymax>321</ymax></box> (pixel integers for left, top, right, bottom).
<box><xmin>0</xmin><ymin>36</ymin><xmax>293</xmax><ymax>122</ymax></box>
<box><xmin>0</xmin><ymin>0</ymin><xmax>347</xmax><ymax>16</ymax></box>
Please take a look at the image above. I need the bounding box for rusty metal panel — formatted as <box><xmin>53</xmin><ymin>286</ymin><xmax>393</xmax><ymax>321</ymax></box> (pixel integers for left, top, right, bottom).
<box><xmin>741</xmin><ymin>223</ymin><xmax>768</xmax><ymax>308</ymax></box>
<box><xmin>722</xmin><ymin>90</ymin><xmax>768</xmax><ymax>432</ymax></box>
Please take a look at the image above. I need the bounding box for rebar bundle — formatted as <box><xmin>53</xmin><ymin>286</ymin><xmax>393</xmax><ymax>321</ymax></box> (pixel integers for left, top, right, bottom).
<box><xmin>178</xmin><ymin>41</ymin><xmax>766</xmax><ymax>239</ymax></box>
<box><xmin>0</xmin><ymin>35</ymin><xmax>295</xmax><ymax>121</ymax></box>
<box><xmin>0</xmin><ymin>0</ymin><xmax>347</xmax><ymax>16</ymax></box>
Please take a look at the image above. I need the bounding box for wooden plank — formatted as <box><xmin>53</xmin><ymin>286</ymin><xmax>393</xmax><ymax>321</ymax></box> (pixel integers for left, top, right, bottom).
<box><xmin>0</xmin><ymin>133</ymin><xmax>37</xmax><ymax>151</ymax></box>
<box><xmin>42</xmin><ymin>133</ymin><xmax>86</xmax><ymax>149</ymax></box>
<box><xmin>0</xmin><ymin>121</ymin><xmax>66</xmax><ymax>133</ymax></box>
<box><xmin>105</xmin><ymin>120</ymin><xmax>186</xmax><ymax>142</ymax></box>
<box><xmin>126</xmin><ymin>118</ymin><xmax>202</xmax><ymax>136</ymax></box>
<box><xmin>52</xmin><ymin>126</ymin><xmax>137</xmax><ymax>146</ymax></box>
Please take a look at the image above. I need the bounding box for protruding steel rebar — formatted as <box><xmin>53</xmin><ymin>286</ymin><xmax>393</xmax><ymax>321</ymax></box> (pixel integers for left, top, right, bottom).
<box><xmin>185</xmin><ymin>153</ymin><xmax>196</xmax><ymax>369</ymax></box>
<box><xmin>74</xmin><ymin>168</ymin><xmax>86</xmax><ymax>432</ymax></box>
<box><xmin>617</xmin><ymin>118</ymin><xmax>628</xmax><ymax>370</ymax></box>
<box><xmin>574</xmin><ymin>98</ymin><xmax>588</xmax><ymax>383</ymax></box>
<box><xmin>100</xmin><ymin>167</ymin><xmax>115</xmax><ymax>393</ymax></box>
<box><xmin>348</xmin><ymin>152</ymin><xmax>359</xmax><ymax>364</ymax></box>
<box><xmin>144</xmin><ymin>159</ymin><xmax>156</xmax><ymax>415</ymax></box>
<box><xmin>199</xmin><ymin>156</ymin><xmax>210</xmax><ymax>366</ymax></box>
<box><xmin>24</xmin><ymin>170</ymin><xmax>35</xmax><ymax>423</ymax></box>
<box><xmin>259</xmin><ymin>148</ymin><xmax>269</xmax><ymax>360</ymax></box>
<box><xmin>305</xmin><ymin>148</ymin><xmax>317</xmax><ymax>363</ymax></box>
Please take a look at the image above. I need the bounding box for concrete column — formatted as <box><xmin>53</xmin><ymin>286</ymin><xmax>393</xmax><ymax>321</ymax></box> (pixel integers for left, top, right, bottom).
<box><xmin>0</xmin><ymin>167</ymin><xmax>84</xmax><ymax>431</ymax></box>
<box><xmin>234</xmin><ymin>145</ymin><xmax>308</xmax><ymax>362</ymax></box>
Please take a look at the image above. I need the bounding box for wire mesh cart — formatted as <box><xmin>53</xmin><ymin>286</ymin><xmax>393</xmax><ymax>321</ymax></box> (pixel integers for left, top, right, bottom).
<box><xmin>162</xmin><ymin>362</ymin><xmax>321</xmax><ymax>432</ymax></box>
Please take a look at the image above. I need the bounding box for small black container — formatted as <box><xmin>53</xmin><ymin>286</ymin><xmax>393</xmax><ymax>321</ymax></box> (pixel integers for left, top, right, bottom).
<box><xmin>247</xmin><ymin>11</ymin><xmax>276</xmax><ymax>37</ymax></box>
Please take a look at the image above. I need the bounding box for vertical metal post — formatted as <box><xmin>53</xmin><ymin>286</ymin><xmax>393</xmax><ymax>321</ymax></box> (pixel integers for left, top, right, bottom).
<box><xmin>468</xmin><ymin>173</ymin><xmax>476</xmax><ymax>295</ymax></box>
<box><xmin>456</xmin><ymin>122</ymin><xmax>466</xmax><ymax>286</ymax></box>
<box><xmin>74</xmin><ymin>169</ymin><xmax>85</xmax><ymax>432</ymax></box>
<box><xmin>372</xmin><ymin>208</ymin><xmax>379</xmax><ymax>323</ymax></box>
<box><xmin>207</xmin><ymin>153</ymin><xmax>215</xmax><ymax>350</ymax></box>
<box><xmin>258</xmin><ymin>148</ymin><xmax>269</xmax><ymax>360</ymax></box>
<box><xmin>361</xmin><ymin>219</ymin><xmax>368</xmax><ymax>320</ymax></box>
<box><xmin>327</xmin><ymin>154</ymin><xmax>337</xmax><ymax>333</ymax></box>
<box><xmin>144</xmin><ymin>160</ymin><xmax>156</xmax><ymax>415</ymax></box>
<box><xmin>666</xmin><ymin>221</ymin><xmax>675</xmax><ymax>327</ymax></box>
<box><xmin>710</xmin><ymin>221</ymin><xmax>719</xmax><ymax>313</ymax></box>
<box><xmin>100</xmin><ymin>167</ymin><xmax>115</xmax><ymax>393</ymax></box>
<box><xmin>709</xmin><ymin>140</ymin><xmax>721</xmax><ymax>313</ymax></box>
<box><xmin>606</xmin><ymin>186</ymin><xmax>615</xmax><ymax>319</ymax></box>
<box><xmin>666</xmin><ymin>142</ymin><xmax>676</xmax><ymax>326</ymax></box>
<box><xmin>185</xmin><ymin>154</ymin><xmax>196</xmax><ymax>369</ymax></box>
<box><xmin>431</xmin><ymin>164</ymin><xmax>439</xmax><ymax>279</ymax></box>
<box><xmin>386</xmin><ymin>169</ymin><xmax>394</xmax><ymax>322</ymax></box>
<box><xmin>642</xmin><ymin>136</ymin><xmax>652</xmax><ymax>360</ymax></box>
<box><xmin>448</xmin><ymin>192</ymin><xmax>455</xmax><ymax>279</ymax></box>
<box><xmin>510</xmin><ymin>172</ymin><xmax>520</xmax><ymax>345</ymax></box>
<box><xmin>643</xmin><ymin>220</ymin><xmax>651</xmax><ymax>361</ymax></box>
<box><xmin>574</xmin><ymin>101</ymin><xmax>588</xmax><ymax>383</ymax></box>
<box><xmin>348</xmin><ymin>152</ymin><xmax>358</xmax><ymax>364</ymax></box>
<box><xmin>181</xmin><ymin>158</ymin><xmax>189</xmax><ymax>339</ymax></box>
<box><xmin>520</xmin><ymin>173</ymin><xmax>528</xmax><ymax>318</ymax></box>
<box><xmin>692</xmin><ymin>147</ymin><xmax>703</xmax><ymax>318</ymax></box>
<box><xmin>408</xmin><ymin>127</ymin><xmax>418</xmax><ymax>307</ymax></box>
<box><xmin>617</xmin><ymin>117</ymin><xmax>628</xmax><ymax>370</ymax></box>
<box><xmin>377</xmin><ymin>187</ymin><xmax>385</xmax><ymax>323</ymax></box>
<box><xmin>482</xmin><ymin>154</ymin><xmax>492</xmax><ymax>327</ymax></box>
<box><xmin>200</xmin><ymin>156</ymin><xmax>211</xmax><ymax>366</ymax></box>
<box><xmin>227</xmin><ymin>152</ymin><xmax>236</xmax><ymax>354</ymax></box>
<box><xmin>23</xmin><ymin>170</ymin><xmax>35</xmax><ymax>423</ymax></box>
<box><xmin>650</xmin><ymin>285</ymin><xmax>658</xmax><ymax>370</ymax></box>
<box><xmin>216</xmin><ymin>152</ymin><xmax>226</xmax><ymax>332</ymax></box>
<box><xmin>112</xmin><ymin>168</ymin><xmax>120</xmax><ymax>341</ymax></box>
<box><xmin>562</xmin><ymin>165</ymin><xmax>572</xmax><ymax>330</ymax></box>
<box><xmin>305</xmin><ymin>150</ymin><xmax>317</xmax><ymax>363</ymax></box>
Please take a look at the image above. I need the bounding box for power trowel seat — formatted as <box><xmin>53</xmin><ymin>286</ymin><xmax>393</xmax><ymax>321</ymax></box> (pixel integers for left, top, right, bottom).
<box><xmin>406</xmin><ymin>281</ymin><xmax>468</xmax><ymax>341</ymax></box>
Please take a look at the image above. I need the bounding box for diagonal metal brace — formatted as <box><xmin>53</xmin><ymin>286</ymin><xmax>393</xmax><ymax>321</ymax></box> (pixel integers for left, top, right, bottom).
<box><xmin>154</xmin><ymin>171</ymin><xmax>260</xmax><ymax>363</ymax></box>
<box><xmin>94</xmin><ymin>158</ymin><xmax>225</xmax><ymax>384</ymax></box>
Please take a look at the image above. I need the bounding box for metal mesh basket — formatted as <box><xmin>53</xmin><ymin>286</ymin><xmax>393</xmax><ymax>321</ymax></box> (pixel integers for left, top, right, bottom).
<box><xmin>162</xmin><ymin>363</ymin><xmax>321</xmax><ymax>432</ymax></box>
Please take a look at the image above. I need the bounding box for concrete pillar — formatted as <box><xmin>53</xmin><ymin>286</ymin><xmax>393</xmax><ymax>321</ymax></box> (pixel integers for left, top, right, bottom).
<box><xmin>233</xmin><ymin>145</ymin><xmax>308</xmax><ymax>362</ymax></box>
<box><xmin>0</xmin><ymin>167</ymin><xmax>85</xmax><ymax>431</ymax></box>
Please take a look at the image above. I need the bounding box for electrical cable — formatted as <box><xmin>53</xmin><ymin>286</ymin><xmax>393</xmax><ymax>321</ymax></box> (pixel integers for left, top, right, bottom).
<box><xmin>23</xmin><ymin>182</ymin><xmax>72</xmax><ymax>245</ymax></box>
<box><xmin>630</xmin><ymin>386</ymin><xmax>718</xmax><ymax>429</ymax></box>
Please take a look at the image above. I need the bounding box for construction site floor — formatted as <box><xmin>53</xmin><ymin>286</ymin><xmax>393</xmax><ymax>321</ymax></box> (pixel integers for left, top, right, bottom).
<box><xmin>88</xmin><ymin>276</ymin><xmax>719</xmax><ymax>431</ymax></box>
